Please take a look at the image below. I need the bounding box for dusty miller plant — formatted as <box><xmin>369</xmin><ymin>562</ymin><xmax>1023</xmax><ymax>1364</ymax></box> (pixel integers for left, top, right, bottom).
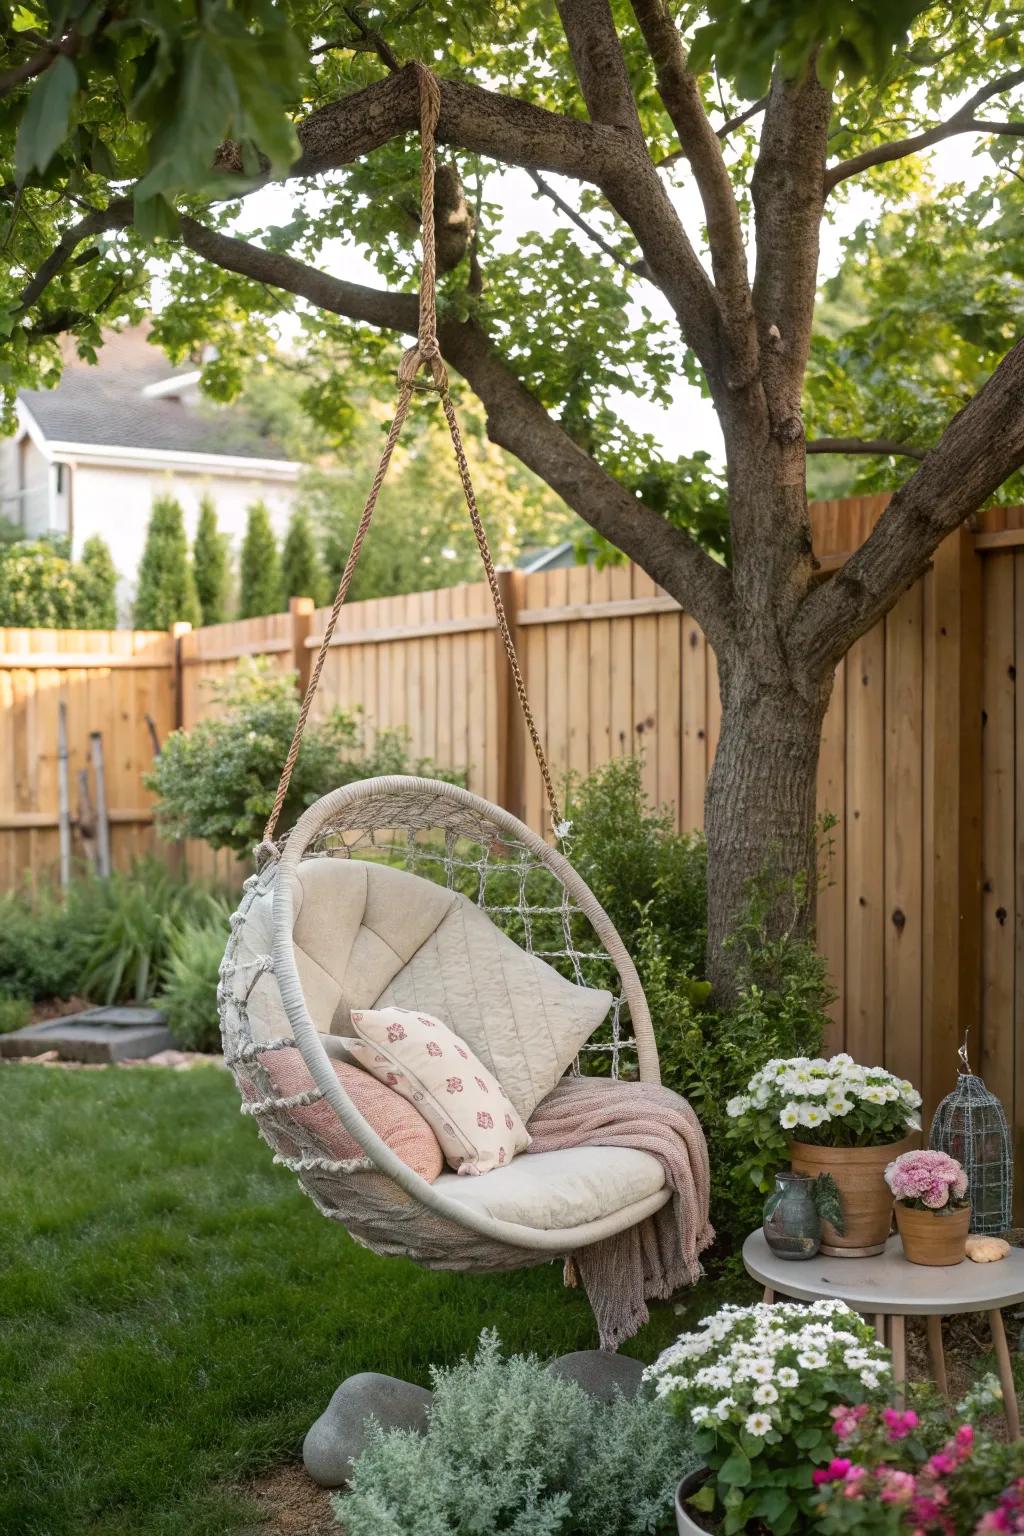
<box><xmin>338</xmin><ymin>1331</ymin><xmax>693</xmax><ymax>1536</ymax></box>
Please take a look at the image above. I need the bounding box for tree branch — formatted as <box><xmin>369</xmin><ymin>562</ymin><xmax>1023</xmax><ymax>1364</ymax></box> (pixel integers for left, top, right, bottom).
<box><xmin>657</xmin><ymin>95</ymin><xmax>768</xmax><ymax>168</ymax></box>
<box><xmin>13</xmin><ymin>198</ymin><xmax>132</xmax><ymax>315</ymax></box>
<box><xmin>176</xmin><ymin>216</ymin><xmax>736</xmax><ymax>651</ymax></box>
<box><xmin>527</xmin><ymin>170</ymin><xmax>651</xmax><ymax>278</ymax></box>
<box><xmin>552</xmin><ymin>0</ymin><xmax>724</xmax><ymax>388</ymax></box>
<box><xmin>628</xmin><ymin>0</ymin><xmax>754</xmax><ymax>360</ymax></box>
<box><xmin>807</xmin><ymin>436</ymin><xmax>927</xmax><ymax>461</ymax></box>
<box><xmin>825</xmin><ymin>67</ymin><xmax>1024</xmax><ymax>192</ymax></box>
<box><xmin>0</xmin><ymin>28</ymin><xmax>81</xmax><ymax>99</ymax></box>
<box><xmin>791</xmin><ymin>335</ymin><xmax>1024</xmax><ymax>670</ymax></box>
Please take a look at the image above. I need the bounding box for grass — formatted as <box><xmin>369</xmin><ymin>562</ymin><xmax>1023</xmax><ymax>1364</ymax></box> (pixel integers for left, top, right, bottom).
<box><xmin>0</xmin><ymin>1065</ymin><xmax>698</xmax><ymax>1536</ymax></box>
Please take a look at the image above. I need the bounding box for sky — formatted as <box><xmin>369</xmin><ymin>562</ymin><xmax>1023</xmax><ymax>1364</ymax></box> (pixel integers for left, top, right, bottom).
<box><xmin>245</xmin><ymin>125</ymin><xmax>990</xmax><ymax>463</ymax></box>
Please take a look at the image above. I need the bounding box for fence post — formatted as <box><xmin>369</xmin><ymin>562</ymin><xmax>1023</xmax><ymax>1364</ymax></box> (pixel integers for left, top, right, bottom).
<box><xmin>169</xmin><ymin>621</ymin><xmax>192</xmax><ymax>730</ymax></box>
<box><xmin>494</xmin><ymin>568</ymin><xmax>525</xmax><ymax>819</ymax></box>
<box><xmin>923</xmin><ymin>524</ymin><xmax>982</xmax><ymax>1125</ymax></box>
<box><xmin>289</xmin><ymin>596</ymin><xmax>316</xmax><ymax>697</ymax></box>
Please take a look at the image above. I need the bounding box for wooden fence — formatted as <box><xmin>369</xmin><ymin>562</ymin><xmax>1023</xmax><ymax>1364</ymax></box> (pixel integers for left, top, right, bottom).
<box><xmin>4</xmin><ymin>496</ymin><xmax>1024</xmax><ymax>1200</ymax></box>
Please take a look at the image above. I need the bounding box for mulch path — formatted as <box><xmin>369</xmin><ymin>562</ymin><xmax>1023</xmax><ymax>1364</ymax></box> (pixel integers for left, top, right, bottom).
<box><xmin>236</xmin><ymin>1466</ymin><xmax>337</xmax><ymax>1536</ymax></box>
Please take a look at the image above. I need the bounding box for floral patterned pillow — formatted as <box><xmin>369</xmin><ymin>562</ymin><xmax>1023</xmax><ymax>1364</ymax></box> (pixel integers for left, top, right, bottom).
<box><xmin>340</xmin><ymin>1006</ymin><xmax>531</xmax><ymax>1175</ymax></box>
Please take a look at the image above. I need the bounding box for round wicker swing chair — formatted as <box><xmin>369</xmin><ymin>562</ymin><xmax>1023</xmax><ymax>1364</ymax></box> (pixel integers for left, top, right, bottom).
<box><xmin>220</xmin><ymin>775</ymin><xmax>670</xmax><ymax>1273</ymax></box>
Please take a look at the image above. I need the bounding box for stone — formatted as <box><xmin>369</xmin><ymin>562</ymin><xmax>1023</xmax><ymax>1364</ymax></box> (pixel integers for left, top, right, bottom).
<box><xmin>547</xmin><ymin>1349</ymin><xmax>645</xmax><ymax>1404</ymax></box>
<box><xmin>302</xmin><ymin>1372</ymin><xmax>432</xmax><ymax>1488</ymax></box>
<box><xmin>0</xmin><ymin>1018</ymin><xmax>175</xmax><ymax>1063</ymax></box>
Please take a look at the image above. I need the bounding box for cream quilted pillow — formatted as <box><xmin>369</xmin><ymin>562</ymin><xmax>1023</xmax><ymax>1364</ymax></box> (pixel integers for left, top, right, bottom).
<box><xmin>342</xmin><ymin>1006</ymin><xmax>531</xmax><ymax>1175</ymax></box>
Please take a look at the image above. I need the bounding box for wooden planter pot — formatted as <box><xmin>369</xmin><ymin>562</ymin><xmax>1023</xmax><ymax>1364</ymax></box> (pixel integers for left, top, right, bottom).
<box><xmin>895</xmin><ymin>1203</ymin><xmax>971</xmax><ymax>1265</ymax></box>
<box><xmin>788</xmin><ymin>1136</ymin><xmax>916</xmax><ymax>1256</ymax></box>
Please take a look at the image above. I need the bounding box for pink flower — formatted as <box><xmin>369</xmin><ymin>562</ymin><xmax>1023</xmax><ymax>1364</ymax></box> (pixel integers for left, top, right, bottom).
<box><xmin>880</xmin><ymin>1470</ymin><xmax>917</xmax><ymax>1505</ymax></box>
<box><xmin>474</xmin><ymin>1076</ymin><xmax>489</xmax><ymax>1093</ymax></box>
<box><xmin>813</xmin><ymin>1458</ymin><xmax>852</xmax><ymax>1487</ymax></box>
<box><xmin>386</xmin><ymin>1022</ymin><xmax>407</xmax><ymax>1042</ymax></box>
<box><xmin>928</xmin><ymin>1453</ymin><xmax>957</xmax><ymax>1477</ymax></box>
<box><xmin>454</xmin><ymin>1044</ymin><xmax>468</xmax><ymax>1059</ymax></box>
<box><xmin>885</xmin><ymin>1148</ymin><xmax>966</xmax><ymax>1207</ymax></box>
<box><xmin>955</xmin><ymin>1424</ymin><xmax>974</xmax><ymax>1453</ymax></box>
<box><xmin>504</xmin><ymin>1113</ymin><xmax>514</xmax><ymax>1130</ymax></box>
<box><xmin>446</xmin><ymin>1077</ymin><xmax>464</xmax><ymax>1093</ymax></box>
<box><xmin>426</xmin><ymin>1041</ymin><xmax>442</xmax><ymax>1057</ymax></box>
<box><xmin>831</xmin><ymin>1403</ymin><xmax>870</xmax><ymax>1442</ymax></box>
<box><xmin>477</xmin><ymin>1111</ymin><xmax>493</xmax><ymax>1129</ymax></box>
<box><xmin>883</xmin><ymin>1407</ymin><xmax>919</xmax><ymax>1441</ymax></box>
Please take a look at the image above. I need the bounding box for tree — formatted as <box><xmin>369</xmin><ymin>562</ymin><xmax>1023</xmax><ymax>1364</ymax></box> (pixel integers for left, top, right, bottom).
<box><xmin>134</xmin><ymin>496</ymin><xmax>201</xmax><ymax>630</ymax></box>
<box><xmin>75</xmin><ymin>536</ymin><xmax>118</xmax><ymax>627</ymax></box>
<box><xmin>238</xmin><ymin>501</ymin><xmax>282</xmax><ymax>618</ymax></box>
<box><xmin>279</xmin><ymin>504</ymin><xmax>323</xmax><ymax>605</ymax></box>
<box><xmin>3</xmin><ymin>3</ymin><xmax>1024</xmax><ymax>994</ymax></box>
<box><xmin>193</xmin><ymin>495</ymin><xmax>228</xmax><ymax>626</ymax></box>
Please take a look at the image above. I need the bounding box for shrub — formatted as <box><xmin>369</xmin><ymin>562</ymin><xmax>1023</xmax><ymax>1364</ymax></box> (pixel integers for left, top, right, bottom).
<box><xmin>341</xmin><ymin>1330</ymin><xmax>693</xmax><ymax>1536</ymax></box>
<box><xmin>555</xmin><ymin>758</ymin><xmax>832</xmax><ymax>1249</ymax></box>
<box><xmin>158</xmin><ymin>907</ymin><xmax>231</xmax><ymax>1053</ymax></box>
<box><xmin>146</xmin><ymin>656</ymin><xmax>459</xmax><ymax>856</ymax></box>
<box><xmin>134</xmin><ymin>495</ymin><xmax>201</xmax><ymax>629</ymax></box>
<box><xmin>76</xmin><ymin>536</ymin><xmax>118</xmax><ymax>627</ymax></box>
<box><xmin>0</xmin><ymin>864</ymin><xmax>225</xmax><ymax>1008</ymax></box>
<box><xmin>0</xmin><ymin>995</ymin><xmax>32</xmax><ymax>1033</ymax></box>
<box><xmin>238</xmin><ymin>500</ymin><xmax>281</xmax><ymax>618</ymax></box>
<box><xmin>280</xmin><ymin>505</ymin><xmax>324</xmax><ymax>605</ymax></box>
<box><xmin>0</xmin><ymin>538</ymin><xmax>81</xmax><ymax>627</ymax></box>
<box><xmin>193</xmin><ymin>495</ymin><xmax>228</xmax><ymax>626</ymax></box>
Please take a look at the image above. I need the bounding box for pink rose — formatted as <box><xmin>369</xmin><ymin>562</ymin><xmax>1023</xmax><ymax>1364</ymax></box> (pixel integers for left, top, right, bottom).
<box><xmin>883</xmin><ymin>1408</ymin><xmax>919</xmax><ymax>1441</ymax></box>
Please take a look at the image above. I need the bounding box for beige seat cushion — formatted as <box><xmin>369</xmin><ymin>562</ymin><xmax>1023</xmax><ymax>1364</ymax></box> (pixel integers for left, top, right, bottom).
<box><xmin>241</xmin><ymin>858</ymin><xmax>612</xmax><ymax>1121</ymax></box>
<box><xmin>433</xmin><ymin>1145</ymin><xmax>665</xmax><ymax>1231</ymax></box>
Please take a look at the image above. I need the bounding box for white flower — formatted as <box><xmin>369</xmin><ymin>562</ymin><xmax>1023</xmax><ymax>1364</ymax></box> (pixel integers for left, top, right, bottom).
<box><xmin>779</xmin><ymin>1102</ymin><xmax>800</xmax><ymax>1130</ymax></box>
<box><xmin>696</xmin><ymin>1365</ymin><xmax>731</xmax><ymax>1390</ymax></box>
<box><xmin>777</xmin><ymin>1367</ymin><xmax>799</xmax><ymax>1389</ymax></box>
<box><xmin>797</xmin><ymin>1103</ymin><xmax>830</xmax><ymax>1128</ymax></box>
<box><xmin>690</xmin><ymin>1405</ymin><xmax>710</xmax><ymax>1426</ymax></box>
<box><xmin>746</xmin><ymin>1412</ymin><xmax>773</xmax><ymax>1436</ymax></box>
<box><xmin>797</xmin><ymin>1350</ymin><xmax>827</xmax><ymax>1370</ymax></box>
<box><xmin>826</xmin><ymin>1095</ymin><xmax>853</xmax><ymax>1116</ymax></box>
<box><xmin>753</xmin><ymin>1383</ymin><xmax>779</xmax><ymax>1405</ymax></box>
<box><xmin>747</xmin><ymin>1358</ymin><xmax>774</xmax><ymax>1382</ymax></box>
<box><xmin>726</xmin><ymin>1095</ymin><xmax>751</xmax><ymax>1118</ymax></box>
<box><xmin>715</xmin><ymin>1396</ymin><xmax>736</xmax><ymax>1421</ymax></box>
<box><xmin>860</xmin><ymin>1370</ymin><xmax>880</xmax><ymax>1390</ymax></box>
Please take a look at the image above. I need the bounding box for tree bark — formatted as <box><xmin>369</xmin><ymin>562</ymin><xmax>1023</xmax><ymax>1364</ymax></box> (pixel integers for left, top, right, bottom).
<box><xmin>704</xmin><ymin>640</ymin><xmax>831</xmax><ymax>997</ymax></box>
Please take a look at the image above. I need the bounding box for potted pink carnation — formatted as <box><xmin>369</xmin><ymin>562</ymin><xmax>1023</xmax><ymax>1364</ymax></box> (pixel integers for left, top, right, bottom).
<box><xmin>885</xmin><ymin>1149</ymin><xmax>970</xmax><ymax>1265</ymax></box>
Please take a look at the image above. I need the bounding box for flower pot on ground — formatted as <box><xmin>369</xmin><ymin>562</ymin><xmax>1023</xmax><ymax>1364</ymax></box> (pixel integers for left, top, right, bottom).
<box><xmin>886</xmin><ymin>1149</ymin><xmax>971</xmax><ymax>1266</ymax></box>
<box><xmin>726</xmin><ymin>1055</ymin><xmax>923</xmax><ymax>1259</ymax></box>
<box><xmin>675</xmin><ymin>1467</ymin><xmax>713</xmax><ymax>1534</ymax></box>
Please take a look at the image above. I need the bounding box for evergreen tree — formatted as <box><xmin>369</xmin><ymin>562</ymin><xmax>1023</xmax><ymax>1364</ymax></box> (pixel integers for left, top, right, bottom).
<box><xmin>75</xmin><ymin>536</ymin><xmax>118</xmax><ymax>627</ymax></box>
<box><xmin>192</xmin><ymin>495</ymin><xmax>228</xmax><ymax>625</ymax></box>
<box><xmin>133</xmin><ymin>495</ymin><xmax>201</xmax><ymax>630</ymax></box>
<box><xmin>238</xmin><ymin>500</ymin><xmax>281</xmax><ymax>618</ymax></box>
<box><xmin>280</xmin><ymin>505</ymin><xmax>323</xmax><ymax>605</ymax></box>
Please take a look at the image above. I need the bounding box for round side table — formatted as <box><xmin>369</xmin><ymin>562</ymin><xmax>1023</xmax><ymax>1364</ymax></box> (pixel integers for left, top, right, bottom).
<box><xmin>742</xmin><ymin>1231</ymin><xmax>1024</xmax><ymax>1439</ymax></box>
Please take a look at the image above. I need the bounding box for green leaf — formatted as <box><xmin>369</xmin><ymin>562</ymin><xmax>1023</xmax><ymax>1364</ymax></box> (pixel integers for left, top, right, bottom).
<box><xmin>718</xmin><ymin>1449</ymin><xmax>752</xmax><ymax>1486</ymax></box>
<box><xmin>14</xmin><ymin>54</ymin><xmax>78</xmax><ymax>184</ymax></box>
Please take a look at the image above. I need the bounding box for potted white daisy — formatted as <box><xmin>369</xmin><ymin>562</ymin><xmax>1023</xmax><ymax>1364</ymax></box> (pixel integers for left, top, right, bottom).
<box><xmin>646</xmin><ymin>1298</ymin><xmax>892</xmax><ymax>1534</ymax></box>
<box><xmin>726</xmin><ymin>1055</ymin><xmax>921</xmax><ymax>1255</ymax></box>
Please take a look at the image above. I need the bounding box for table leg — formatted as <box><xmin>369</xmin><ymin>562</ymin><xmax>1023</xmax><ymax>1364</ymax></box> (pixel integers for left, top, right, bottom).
<box><xmin>874</xmin><ymin>1315</ymin><xmax>886</xmax><ymax>1345</ymax></box>
<box><xmin>926</xmin><ymin>1316</ymin><xmax>948</xmax><ymax>1400</ymax></box>
<box><xmin>989</xmin><ymin>1309</ymin><xmax>1020</xmax><ymax>1442</ymax></box>
<box><xmin>763</xmin><ymin>1287</ymin><xmax>775</xmax><ymax>1303</ymax></box>
<box><xmin>890</xmin><ymin>1314</ymin><xmax>906</xmax><ymax>1405</ymax></box>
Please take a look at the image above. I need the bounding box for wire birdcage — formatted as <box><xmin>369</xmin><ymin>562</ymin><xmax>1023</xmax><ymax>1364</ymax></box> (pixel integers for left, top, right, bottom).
<box><xmin>928</xmin><ymin>1041</ymin><xmax>1013</xmax><ymax>1235</ymax></box>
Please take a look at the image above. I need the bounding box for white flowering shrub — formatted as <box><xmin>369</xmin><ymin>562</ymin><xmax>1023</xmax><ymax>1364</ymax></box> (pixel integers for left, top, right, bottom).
<box><xmin>338</xmin><ymin>1331</ymin><xmax>694</xmax><ymax>1536</ymax></box>
<box><xmin>645</xmin><ymin>1299</ymin><xmax>892</xmax><ymax>1535</ymax></box>
<box><xmin>724</xmin><ymin>1053</ymin><xmax>922</xmax><ymax>1195</ymax></box>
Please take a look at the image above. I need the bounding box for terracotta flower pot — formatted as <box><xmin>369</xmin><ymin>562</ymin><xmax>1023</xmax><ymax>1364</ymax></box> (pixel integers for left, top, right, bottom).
<box><xmin>788</xmin><ymin>1136</ymin><xmax>917</xmax><ymax>1256</ymax></box>
<box><xmin>895</xmin><ymin>1202</ymin><xmax>971</xmax><ymax>1266</ymax></box>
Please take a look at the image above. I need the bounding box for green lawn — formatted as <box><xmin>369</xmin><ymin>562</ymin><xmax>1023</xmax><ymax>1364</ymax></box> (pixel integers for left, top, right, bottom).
<box><xmin>1</xmin><ymin>1065</ymin><xmax>690</xmax><ymax>1536</ymax></box>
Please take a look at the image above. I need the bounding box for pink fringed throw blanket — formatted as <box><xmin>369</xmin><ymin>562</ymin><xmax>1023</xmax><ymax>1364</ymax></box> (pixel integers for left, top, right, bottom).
<box><xmin>526</xmin><ymin>1076</ymin><xmax>714</xmax><ymax>1351</ymax></box>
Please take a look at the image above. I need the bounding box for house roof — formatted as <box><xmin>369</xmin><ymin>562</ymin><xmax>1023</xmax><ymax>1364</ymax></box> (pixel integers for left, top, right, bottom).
<box><xmin>18</xmin><ymin>326</ymin><xmax>292</xmax><ymax>463</ymax></box>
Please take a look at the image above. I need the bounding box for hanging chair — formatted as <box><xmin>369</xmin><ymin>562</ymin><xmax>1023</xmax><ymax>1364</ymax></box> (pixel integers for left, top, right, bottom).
<box><xmin>218</xmin><ymin>67</ymin><xmax>676</xmax><ymax>1274</ymax></box>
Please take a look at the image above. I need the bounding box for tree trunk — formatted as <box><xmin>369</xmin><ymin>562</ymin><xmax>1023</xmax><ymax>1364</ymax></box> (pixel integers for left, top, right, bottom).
<box><xmin>703</xmin><ymin>647</ymin><xmax>831</xmax><ymax>999</ymax></box>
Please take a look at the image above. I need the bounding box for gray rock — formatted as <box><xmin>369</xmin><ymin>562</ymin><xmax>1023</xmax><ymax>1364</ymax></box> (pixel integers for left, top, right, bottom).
<box><xmin>303</xmin><ymin>1372</ymin><xmax>432</xmax><ymax>1488</ymax></box>
<box><xmin>547</xmin><ymin>1349</ymin><xmax>645</xmax><ymax>1404</ymax></box>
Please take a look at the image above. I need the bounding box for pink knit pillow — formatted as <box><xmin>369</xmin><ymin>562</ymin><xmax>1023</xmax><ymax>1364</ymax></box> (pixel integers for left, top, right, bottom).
<box><xmin>256</xmin><ymin>1047</ymin><xmax>444</xmax><ymax>1182</ymax></box>
<box><xmin>341</xmin><ymin>1006</ymin><xmax>531</xmax><ymax>1175</ymax></box>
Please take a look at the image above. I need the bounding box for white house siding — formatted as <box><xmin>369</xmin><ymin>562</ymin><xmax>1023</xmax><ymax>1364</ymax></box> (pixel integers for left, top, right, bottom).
<box><xmin>66</xmin><ymin>461</ymin><xmax>298</xmax><ymax>618</ymax></box>
<box><xmin>0</xmin><ymin>435</ymin><xmax>53</xmax><ymax>537</ymax></box>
